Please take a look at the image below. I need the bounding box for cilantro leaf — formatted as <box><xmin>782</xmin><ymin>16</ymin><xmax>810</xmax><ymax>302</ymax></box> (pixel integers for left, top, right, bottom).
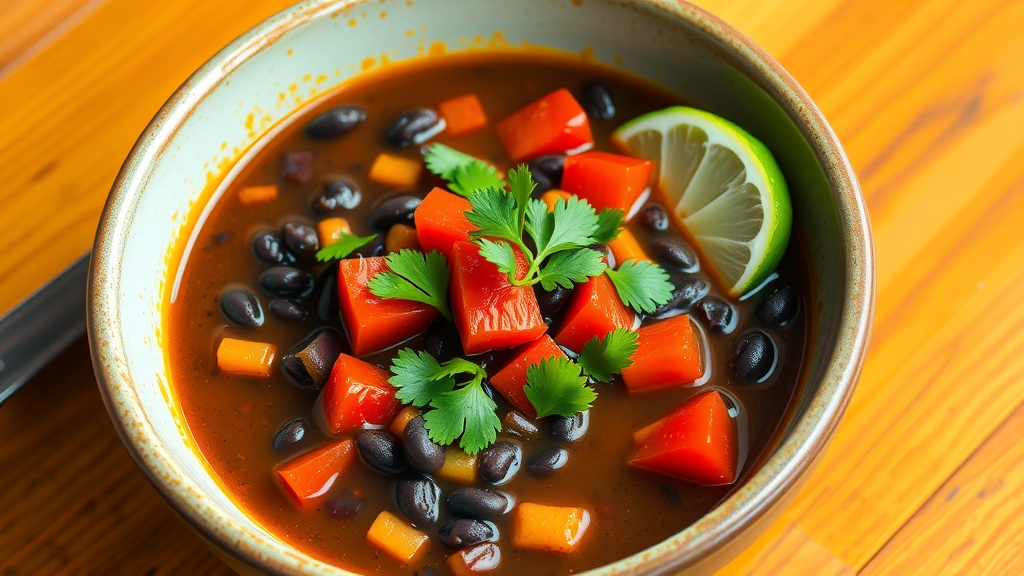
<box><xmin>524</xmin><ymin>356</ymin><xmax>597</xmax><ymax>418</ymax></box>
<box><xmin>506</xmin><ymin>165</ymin><xmax>536</xmax><ymax>232</ymax></box>
<box><xmin>431</xmin><ymin>357</ymin><xmax>487</xmax><ymax>382</ymax></box>
<box><xmin>529</xmin><ymin>196</ymin><xmax>600</xmax><ymax>259</ymax></box>
<box><xmin>593</xmin><ymin>209</ymin><xmax>625</xmax><ymax>244</ymax></box>
<box><xmin>314</xmin><ymin>232</ymin><xmax>378</xmax><ymax>262</ymax></box>
<box><xmin>388</xmin><ymin>348</ymin><xmax>456</xmax><ymax>406</ymax></box>
<box><xmin>604</xmin><ymin>259</ymin><xmax>675</xmax><ymax>314</ymax></box>
<box><xmin>367</xmin><ymin>249</ymin><xmax>452</xmax><ymax>321</ymax></box>
<box><xmin>466</xmin><ymin>189</ymin><xmax>521</xmax><ymax>244</ymax></box>
<box><xmin>536</xmin><ymin>248</ymin><xmax>606</xmax><ymax>291</ymax></box>
<box><xmin>423</xmin><ymin>384</ymin><xmax>501</xmax><ymax>454</ymax></box>
<box><xmin>579</xmin><ymin>329</ymin><xmax>639</xmax><ymax>383</ymax></box>
<box><xmin>476</xmin><ymin>238</ymin><xmax>519</xmax><ymax>278</ymax></box>
<box><xmin>450</xmin><ymin>162</ymin><xmax>504</xmax><ymax>196</ymax></box>
<box><xmin>424</xmin><ymin>143</ymin><xmax>503</xmax><ymax>197</ymax></box>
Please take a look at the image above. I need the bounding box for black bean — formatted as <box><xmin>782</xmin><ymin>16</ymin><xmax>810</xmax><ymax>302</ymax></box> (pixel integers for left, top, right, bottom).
<box><xmin>527</xmin><ymin>154</ymin><xmax>566</xmax><ymax>194</ymax></box>
<box><xmin>280</xmin><ymin>327</ymin><xmax>344</xmax><ymax>391</ymax></box>
<box><xmin>438</xmin><ymin>518</ymin><xmax>498</xmax><ymax>548</ymax></box>
<box><xmin>385</xmin><ymin>108</ymin><xmax>445</xmax><ymax>148</ymax></box>
<box><xmin>696</xmin><ymin>297</ymin><xmax>737</xmax><ymax>334</ymax></box>
<box><xmin>271</xmin><ymin>417</ymin><xmax>309</xmax><ymax>452</ymax></box>
<box><xmin>252</xmin><ymin>231</ymin><xmax>294</xmax><ymax>265</ymax></box>
<box><xmin>352</xmin><ymin>233</ymin><xmax>385</xmax><ymax>258</ymax></box>
<box><xmin>581</xmin><ymin>81</ymin><xmax>616</xmax><ymax>119</ymax></box>
<box><xmin>396</xmin><ymin>474</ymin><xmax>441</xmax><ymax>525</ymax></box>
<box><xmin>403</xmin><ymin>416</ymin><xmax>445</xmax><ymax>474</ymax></box>
<box><xmin>258</xmin><ymin>266</ymin><xmax>314</xmax><ymax>298</ymax></box>
<box><xmin>219</xmin><ymin>288</ymin><xmax>264</xmax><ymax>328</ymax></box>
<box><xmin>367</xmin><ymin>194</ymin><xmax>421</xmax><ymax>231</ymax></box>
<box><xmin>756</xmin><ymin>282</ymin><xmax>798</xmax><ymax>327</ymax></box>
<box><xmin>314</xmin><ymin>266</ymin><xmax>339</xmax><ymax>322</ymax></box>
<box><xmin>732</xmin><ymin>330</ymin><xmax>777</xmax><ymax>383</ymax></box>
<box><xmin>651</xmin><ymin>237</ymin><xmax>699</xmax><ymax>272</ymax></box>
<box><xmin>304</xmin><ymin>106</ymin><xmax>367</xmax><ymax>140</ymax></box>
<box><xmin>534</xmin><ymin>285</ymin><xmax>570</xmax><ymax>320</ymax></box>
<box><xmin>478</xmin><ymin>441</ymin><xmax>521</xmax><ymax>485</ymax></box>
<box><xmin>502</xmin><ymin>410</ymin><xmax>539</xmax><ymax>439</ymax></box>
<box><xmin>549</xmin><ymin>410</ymin><xmax>590</xmax><ymax>442</ymax></box>
<box><xmin>527</xmin><ymin>447</ymin><xmax>569</xmax><ymax>477</ymax></box>
<box><xmin>423</xmin><ymin>322</ymin><xmax>463</xmax><ymax>363</ymax></box>
<box><xmin>356</xmin><ymin>430</ymin><xmax>409</xmax><ymax>475</ymax></box>
<box><xmin>446</xmin><ymin>488</ymin><xmax>509</xmax><ymax>520</ymax></box>
<box><xmin>281</xmin><ymin>222</ymin><xmax>319</xmax><ymax>261</ymax></box>
<box><xmin>591</xmin><ymin>243</ymin><xmax>615</xmax><ymax>270</ymax></box>
<box><xmin>323</xmin><ymin>489</ymin><xmax>364</xmax><ymax>519</ymax></box>
<box><xmin>269</xmin><ymin>299</ymin><xmax>308</xmax><ymax>322</ymax></box>
<box><xmin>639</xmin><ymin>204</ymin><xmax>670</xmax><ymax>232</ymax></box>
<box><xmin>312</xmin><ymin>177</ymin><xmax>362</xmax><ymax>214</ymax></box>
<box><xmin>650</xmin><ymin>278</ymin><xmax>710</xmax><ymax>319</ymax></box>
<box><xmin>453</xmin><ymin>543</ymin><xmax>501</xmax><ymax>572</ymax></box>
<box><xmin>281</xmin><ymin>150</ymin><xmax>314</xmax><ymax>185</ymax></box>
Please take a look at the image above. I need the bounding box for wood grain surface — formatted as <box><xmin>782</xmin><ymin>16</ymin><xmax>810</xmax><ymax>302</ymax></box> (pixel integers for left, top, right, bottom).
<box><xmin>1</xmin><ymin>0</ymin><xmax>1023</xmax><ymax>574</ymax></box>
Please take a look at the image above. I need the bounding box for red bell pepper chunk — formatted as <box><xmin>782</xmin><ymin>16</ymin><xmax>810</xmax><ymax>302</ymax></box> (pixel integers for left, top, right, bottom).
<box><xmin>560</xmin><ymin>151</ymin><xmax>652</xmax><ymax>213</ymax></box>
<box><xmin>318</xmin><ymin>353</ymin><xmax>401</xmax><ymax>434</ymax></box>
<box><xmin>620</xmin><ymin>314</ymin><xmax>704</xmax><ymax>392</ymax></box>
<box><xmin>489</xmin><ymin>335</ymin><xmax>566</xmax><ymax>419</ymax></box>
<box><xmin>629</xmin><ymin>390</ymin><xmax>737</xmax><ymax>485</ymax></box>
<box><xmin>450</xmin><ymin>241</ymin><xmax>547</xmax><ymax>355</ymax></box>
<box><xmin>337</xmin><ymin>256</ymin><xmax>439</xmax><ymax>356</ymax></box>
<box><xmin>495</xmin><ymin>88</ymin><xmax>593</xmax><ymax>162</ymax></box>
<box><xmin>552</xmin><ymin>274</ymin><xmax>635</xmax><ymax>352</ymax></box>
<box><xmin>414</xmin><ymin>187</ymin><xmax>477</xmax><ymax>260</ymax></box>
<box><xmin>275</xmin><ymin>439</ymin><xmax>356</xmax><ymax>507</ymax></box>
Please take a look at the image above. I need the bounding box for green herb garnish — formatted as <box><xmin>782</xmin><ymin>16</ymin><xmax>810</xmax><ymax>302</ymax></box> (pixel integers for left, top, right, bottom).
<box><xmin>314</xmin><ymin>232</ymin><xmax>378</xmax><ymax>262</ymax></box>
<box><xmin>604</xmin><ymin>259</ymin><xmax>674</xmax><ymax>314</ymax></box>
<box><xmin>387</xmin><ymin>349</ymin><xmax>500</xmax><ymax>454</ymax></box>
<box><xmin>366</xmin><ymin>249</ymin><xmax>452</xmax><ymax>321</ymax></box>
<box><xmin>424</xmin><ymin>143</ymin><xmax>504</xmax><ymax>196</ymax></box>
<box><xmin>578</xmin><ymin>328</ymin><xmax>640</xmax><ymax>383</ymax></box>
<box><xmin>524</xmin><ymin>356</ymin><xmax>598</xmax><ymax>418</ymax></box>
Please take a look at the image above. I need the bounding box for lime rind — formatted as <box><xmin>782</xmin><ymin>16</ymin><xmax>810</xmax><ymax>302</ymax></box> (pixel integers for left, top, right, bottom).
<box><xmin>611</xmin><ymin>106</ymin><xmax>791</xmax><ymax>296</ymax></box>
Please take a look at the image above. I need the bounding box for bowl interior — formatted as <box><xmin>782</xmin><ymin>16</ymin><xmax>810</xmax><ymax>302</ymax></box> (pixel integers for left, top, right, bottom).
<box><xmin>90</xmin><ymin>0</ymin><xmax>869</xmax><ymax>574</ymax></box>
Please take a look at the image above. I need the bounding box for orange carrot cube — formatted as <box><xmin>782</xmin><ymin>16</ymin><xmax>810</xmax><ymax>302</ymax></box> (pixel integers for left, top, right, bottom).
<box><xmin>216</xmin><ymin>337</ymin><xmax>275</xmax><ymax>377</ymax></box>
<box><xmin>369</xmin><ymin>153</ymin><xmax>422</xmax><ymax>188</ymax></box>
<box><xmin>438</xmin><ymin>94</ymin><xmax>488</xmax><ymax>135</ymax></box>
<box><xmin>366</xmin><ymin>511</ymin><xmax>429</xmax><ymax>564</ymax></box>
<box><xmin>510</xmin><ymin>502</ymin><xmax>591</xmax><ymax>553</ymax></box>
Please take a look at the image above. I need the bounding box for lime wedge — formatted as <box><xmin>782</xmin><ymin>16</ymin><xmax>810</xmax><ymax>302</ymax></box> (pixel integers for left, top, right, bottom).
<box><xmin>611</xmin><ymin>106</ymin><xmax>791</xmax><ymax>297</ymax></box>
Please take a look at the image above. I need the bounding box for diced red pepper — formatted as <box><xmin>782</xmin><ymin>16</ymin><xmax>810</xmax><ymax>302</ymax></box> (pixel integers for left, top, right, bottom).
<box><xmin>629</xmin><ymin>390</ymin><xmax>737</xmax><ymax>485</ymax></box>
<box><xmin>337</xmin><ymin>256</ymin><xmax>439</xmax><ymax>356</ymax></box>
<box><xmin>450</xmin><ymin>241</ymin><xmax>547</xmax><ymax>354</ymax></box>
<box><xmin>552</xmin><ymin>274</ymin><xmax>635</xmax><ymax>352</ymax></box>
<box><xmin>275</xmin><ymin>439</ymin><xmax>356</xmax><ymax>507</ymax></box>
<box><xmin>489</xmin><ymin>335</ymin><xmax>565</xmax><ymax>418</ymax></box>
<box><xmin>560</xmin><ymin>151</ymin><xmax>652</xmax><ymax>213</ymax></box>
<box><xmin>414</xmin><ymin>187</ymin><xmax>477</xmax><ymax>260</ymax></box>
<box><xmin>495</xmin><ymin>88</ymin><xmax>593</xmax><ymax>162</ymax></box>
<box><xmin>620</xmin><ymin>314</ymin><xmax>704</xmax><ymax>392</ymax></box>
<box><xmin>318</xmin><ymin>353</ymin><xmax>401</xmax><ymax>434</ymax></box>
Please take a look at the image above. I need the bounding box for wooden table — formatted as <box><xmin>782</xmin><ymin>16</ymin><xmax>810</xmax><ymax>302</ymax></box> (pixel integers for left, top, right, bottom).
<box><xmin>2</xmin><ymin>0</ymin><xmax>1022</xmax><ymax>574</ymax></box>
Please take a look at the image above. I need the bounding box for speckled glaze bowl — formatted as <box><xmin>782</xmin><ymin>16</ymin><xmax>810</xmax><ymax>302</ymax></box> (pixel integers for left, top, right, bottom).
<box><xmin>88</xmin><ymin>0</ymin><xmax>873</xmax><ymax>574</ymax></box>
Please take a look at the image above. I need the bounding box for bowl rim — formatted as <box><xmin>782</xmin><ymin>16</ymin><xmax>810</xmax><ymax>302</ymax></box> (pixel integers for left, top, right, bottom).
<box><xmin>88</xmin><ymin>0</ymin><xmax>874</xmax><ymax>574</ymax></box>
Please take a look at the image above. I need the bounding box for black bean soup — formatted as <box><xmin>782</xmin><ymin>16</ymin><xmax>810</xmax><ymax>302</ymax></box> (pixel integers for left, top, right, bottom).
<box><xmin>167</xmin><ymin>51</ymin><xmax>807</xmax><ymax>575</ymax></box>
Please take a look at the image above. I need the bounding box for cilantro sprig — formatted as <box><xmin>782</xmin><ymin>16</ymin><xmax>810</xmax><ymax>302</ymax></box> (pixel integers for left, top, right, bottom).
<box><xmin>387</xmin><ymin>349</ymin><xmax>499</xmax><ymax>454</ymax></box>
<box><xmin>366</xmin><ymin>249</ymin><xmax>452</xmax><ymax>321</ymax></box>
<box><xmin>524</xmin><ymin>357</ymin><xmax>598</xmax><ymax>418</ymax></box>
<box><xmin>578</xmin><ymin>328</ymin><xmax>639</xmax><ymax>383</ymax></box>
<box><xmin>467</xmin><ymin>166</ymin><xmax>618</xmax><ymax>291</ymax></box>
<box><xmin>604</xmin><ymin>259</ymin><xmax>674</xmax><ymax>314</ymax></box>
<box><xmin>315</xmin><ymin>232</ymin><xmax>377</xmax><ymax>262</ymax></box>
<box><xmin>424</xmin><ymin>143</ymin><xmax>504</xmax><ymax>197</ymax></box>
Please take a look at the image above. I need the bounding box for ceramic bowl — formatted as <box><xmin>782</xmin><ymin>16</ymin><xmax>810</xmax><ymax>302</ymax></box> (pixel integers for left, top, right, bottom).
<box><xmin>88</xmin><ymin>0</ymin><xmax>873</xmax><ymax>573</ymax></box>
